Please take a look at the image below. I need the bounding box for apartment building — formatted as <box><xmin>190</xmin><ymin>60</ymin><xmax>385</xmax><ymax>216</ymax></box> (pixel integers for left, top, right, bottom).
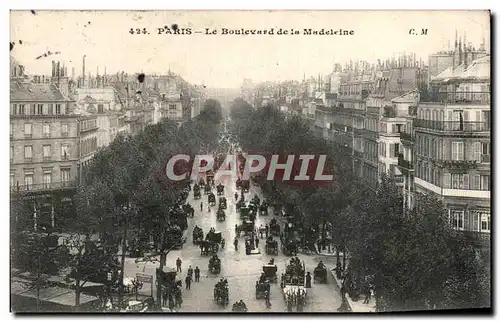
<box><xmin>412</xmin><ymin>54</ymin><xmax>490</xmax><ymax>244</ymax></box>
<box><xmin>10</xmin><ymin>72</ymin><xmax>79</xmax><ymax>230</ymax></box>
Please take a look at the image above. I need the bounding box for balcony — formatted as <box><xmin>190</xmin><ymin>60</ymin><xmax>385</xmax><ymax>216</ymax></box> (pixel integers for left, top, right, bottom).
<box><xmin>366</xmin><ymin>106</ymin><xmax>380</xmax><ymax>115</ymax></box>
<box><xmin>11</xmin><ymin>180</ymin><xmax>77</xmax><ymax>193</ymax></box>
<box><xmin>421</xmin><ymin>91</ymin><xmax>490</xmax><ymax>105</ymax></box>
<box><xmin>400</xmin><ymin>131</ymin><xmax>414</xmax><ymax>141</ymax></box>
<box><xmin>437</xmin><ymin>160</ymin><xmax>478</xmax><ymax>170</ymax></box>
<box><xmin>414</xmin><ymin>119</ymin><xmax>490</xmax><ymax>132</ymax></box>
<box><xmin>397</xmin><ymin>154</ymin><xmax>414</xmax><ymax>171</ymax></box>
<box><xmin>61</xmin><ymin>132</ymin><xmax>69</xmax><ymax>137</ymax></box>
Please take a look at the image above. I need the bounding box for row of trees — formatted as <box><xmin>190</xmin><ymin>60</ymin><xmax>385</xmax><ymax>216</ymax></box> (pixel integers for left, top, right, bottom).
<box><xmin>11</xmin><ymin>99</ymin><xmax>223</xmax><ymax>310</ymax></box>
<box><xmin>229</xmin><ymin>99</ymin><xmax>490</xmax><ymax>311</ymax></box>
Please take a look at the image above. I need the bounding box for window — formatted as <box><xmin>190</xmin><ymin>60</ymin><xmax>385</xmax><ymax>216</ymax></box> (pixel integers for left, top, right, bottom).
<box><xmin>61</xmin><ymin>168</ymin><xmax>70</xmax><ymax>183</ymax></box>
<box><xmin>48</xmin><ymin>104</ymin><xmax>54</xmax><ymax>115</ymax></box>
<box><xmin>24</xmin><ymin>123</ymin><xmax>32</xmax><ymax>138</ymax></box>
<box><xmin>10</xmin><ymin>146</ymin><xmax>14</xmax><ymax>163</ymax></box>
<box><xmin>55</xmin><ymin>104</ymin><xmax>61</xmax><ymax>115</ymax></box>
<box><xmin>61</xmin><ymin>123</ymin><xmax>68</xmax><ymax>136</ymax></box>
<box><xmin>472</xmin><ymin>174</ymin><xmax>481</xmax><ymax>190</ymax></box>
<box><xmin>43</xmin><ymin>172</ymin><xmax>51</xmax><ymax>189</ymax></box>
<box><xmin>43</xmin><ymin>145</ymin><xmax>51</xmax><ymax>160</ymax></box>
<box><xmin>481</xmin><ymin>142</ymin><xmax>490</xmax><ymax>163</ymax></box>
<box><xmin>451</xmin><ymin>173</ymin><xmax>468</xmax><ymax>189</ymax></box>
<box><xmin>24</xmin><ymin>174</ymin><xmax>33</xmax><ymax>190</ymax></box>
<box><xmin>19</xmin><ymin>104</ymin><xmax>25</xmax><ymax>115</ymax></box>
<box><xmin>43</xmin><ymin>123</ymin><xmax>50</xmax><ymax>137</ymax></box>
<box><xmin>474</xmin><ymin>142</ymin><xmax>482</xmax><ymax>162</ymax></box>
<box><xmin>480</xmin><ymin>213</ymin><xmax>490</xmax><ymax>232</ymax></box>
<box><xmin>37</xmin><ymin>104</ymin><xmax>43</xmax><ymax>115</ymax></box>
<box><xmin>98</xmin><ymin>104</ymin><xmax>104</xmax><ymax>113</ymax></box>
<box><xmin>30</xmin><ymin>104</ymin><xmax>35</xmax><ymax>115</ymax></box>
<box><xmin>61</xmin><ymin>144</ymin><xmax>69</xmax><ymax>160</ymax></box>
<box><xmin>10</xmin><ymin>173</ymin><xmax>15</xmax><ymax>188</ymax></box>
<box><xmin>481</xmin><ymin>175</ymin><xmax>490</xmax><ymax>191</ymax></box>
<box><xmin>10</xmin><ymin>123</ymin><xmax>13</xmax><ymax>138</ymax></box>
<box><xmin>169</xmin><ymin>104</ymin><xmax>177</xmax><ymax>110</ymax></box>
<box><xmin>450</xmin><ymin>210</ymin><xmax>464</xmax><ymax>230</ymax></box>
<box><xmin>11</xmin><ymin>104</ymin><xmax>17</xmax><ymax>115</ymax></box>
<box><xmin>24</xmin><ymin>145</ymin><xmax>33</xmax><ymax>161</ymax></box>
<box><xmin>451</xmin><ymin>142</ymin><xmax>464</xmax><ymax>161</ymax></box>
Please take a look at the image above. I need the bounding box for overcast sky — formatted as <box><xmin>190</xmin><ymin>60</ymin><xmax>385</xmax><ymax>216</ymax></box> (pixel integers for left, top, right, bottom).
<box><xmin>10</xmin><ymin>10</ymin><xmax>490</xmax><ymax>88</ymax></box>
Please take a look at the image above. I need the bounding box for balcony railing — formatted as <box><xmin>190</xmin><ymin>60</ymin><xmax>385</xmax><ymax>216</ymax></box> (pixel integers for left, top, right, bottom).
<box><xmin>421</xmin><ymin>91</ymin><xmax>490</xmax><ymax>105</ymax></box>
<box><xmin>400</xmin><ymin>131</ymin><xmax>414</xmax><ymax>141</ymax></box>
<box><xmin>12</xmin><ymin>180</ymin><xmax>77</xmax><ymax>193</ymax></box>
<box><xmin>414</xmin><ymin>119</ymin><xmax>490</xmax><ymax>132</ymax></box>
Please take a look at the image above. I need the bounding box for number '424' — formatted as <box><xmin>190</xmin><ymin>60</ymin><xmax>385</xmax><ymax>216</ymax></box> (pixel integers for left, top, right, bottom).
<box><xmin>129</xmin><ymin>28</ymin><xmax>148</xmax><ymax>35</ymax></box>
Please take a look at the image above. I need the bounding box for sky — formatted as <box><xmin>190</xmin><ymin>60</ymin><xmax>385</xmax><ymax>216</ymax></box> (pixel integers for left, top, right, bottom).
<box><xmin>10</xmin><ymin>10</ymin><xmax>490</xmax><ymax>88</ymax></box>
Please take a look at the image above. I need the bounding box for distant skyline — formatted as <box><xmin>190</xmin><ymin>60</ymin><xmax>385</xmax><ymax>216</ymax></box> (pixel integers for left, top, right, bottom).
<box><xmin>10</xmin><ymin>10</ymin><xmax>490</xmax><ymax>88</ymax></box>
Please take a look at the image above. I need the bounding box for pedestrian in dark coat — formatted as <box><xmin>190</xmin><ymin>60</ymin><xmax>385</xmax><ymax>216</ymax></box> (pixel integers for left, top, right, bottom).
<box><xmin>185</xmin><ymin>275</ymin><xmax>191</xmax><ymax>290</ymax></box>
<box><xmin>265</xmin><ymin>225</ymin><xmax>269</xmax><ymax>237</ymax></box>
<box><xmin>255</xmin><ymin>236</ymin><xmax>260</xmax><ymax>248</ymax></box>
<box><xmin>194</xmin><ymin>266</ymin><xmax>200</xmax><ymax>282</ymax></box>
<box><xmin>176</xmin><ymin>258</ymin><xmax>182</xmax><ymax>272</ymax></box>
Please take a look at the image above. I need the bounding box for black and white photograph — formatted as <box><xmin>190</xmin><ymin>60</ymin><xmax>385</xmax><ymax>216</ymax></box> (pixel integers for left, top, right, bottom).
<box><xmin>9</xmin><ymin>10</ymin><xmax>491</xmax><ymax>313</ymax></box>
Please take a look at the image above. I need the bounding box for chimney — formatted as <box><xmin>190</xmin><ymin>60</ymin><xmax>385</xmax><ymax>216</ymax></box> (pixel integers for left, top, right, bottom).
<box><xmin>82</xmin><ymin>55</ymin><xmax>86</xmax><ymax>86</ymax></box>
<box><xmin>52</xmin><ymin>61</ymin><xmax>56</xmax><ymax>77</ymax></box>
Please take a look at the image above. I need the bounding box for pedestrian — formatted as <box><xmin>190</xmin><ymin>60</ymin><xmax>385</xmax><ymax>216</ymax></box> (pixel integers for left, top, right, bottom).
<box><xmin>265</xmin><ymin>224</ymin><xmax>269</xmax><ymax>238</ymax></box>
<box><xmin>194</xmin><ymin>266</ymin><xmax>200</xmax><ymax>282</ymax></box>
<box><xmin>176</xmin><ymin>257</ymin><xmax>182</xmax><ymax>272</ymax></box>
<box><xmin>234</xmin><ymin>192</ymin><xmax>238</xmax><ymax>201</ymax></box>
<box><xmin>259</xmin><ymin>225</ymin><xmax>264</xmax><ymax>238</ymax></box>
<box><xmin>175</xmin><ymin>288</ymin><xmax>183</xmax><ymax>308</ymax></box>
<box><xmin>187</xmin><ymin>265</ymin><xmax>193</xmax><ymax>279</ymax></box>
<box><xmin>340</xmin><ymin>283</ymin><xmax>347</xmax><ymax>301</ymax></box>
<box><xmin>185</xmin><ymin>275</ymin><xmax>192</xmax><ymax>290</ymax></box>
<box><xmin>316</xmin><ymin>239</ymin><xmax>322</xmax><ymax>254</ymax></box>
<box><xmin>305</xmin><ymin>272</ymin><xmax>312</xmax><ymax>288</ymax></box>
<box><xmin>255</xmin><ymin>236</ymin><xmax>260</xmax><ymax>248</ymax></box>
<box><xmin>200</xmin><ymin>202</ymin><xmax>203</xmax><ymax>212</ymax></box>
<box><xmin>234</xmin><ymin>237</ymin><xmax>239</xmax><ymax>251</ymax></box>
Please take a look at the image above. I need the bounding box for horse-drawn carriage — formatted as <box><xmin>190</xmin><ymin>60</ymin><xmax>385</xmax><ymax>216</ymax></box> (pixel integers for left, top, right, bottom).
<box><xmin>283</xmin><ymin>257</ymin><xmax>306</xmax><ymax>286</ymax></box>
<box><xmin>200</xmin><ymin>230</ymin><xmax>222</xmax><ymax>255</ymax></box>
<box><xmin>208</xmin><ymin>193</ymin><xmax>216</xmax><ymax>206</ymax></box>
<box><xmin>282</xmin><ymin>257</ymin><xmax>307</xmax><ymax>311</ymax></box>
<box><xmin>208</xmin><ymin>255</ymin><xmax>221</xmax><ymax>274</ymax></box>
<box><xmin>269</xmin><ymin>218</ymin><xmax>280</xmax><ymax>236</ymax></box>
<box><xmin>255</xmin><ymin>280</ymin><xmax>270</xmax><ymax>299</ymax></box>
<box><xmin>240</xmin><ymin>220</ymin><xmax>255</xmax><ymax>236</ymax></box>
<box><xmin>204</xmin><ymin>183</ymin><xmax>212</xmax><ymax>195</ymax></box>
<box><xmin>214</xmin><ymin>279</ymin><xmax>229</xmax><ymax>306</ymax></box>
<box><xmin>216</xmin><ymin>209</ymin><xmax>226</xmax><ymax>221</ymax></box>
<box><xmin>313</xmin><ymin>263</ymin><xmax>328</xmax><ymax>284</ymax></box>
<box><xmin>219</xmin><ymin>197</ymin><xmax>227</xmax><ymax>210</ymax></box>
<box><xmin>216</xmin><ymin>183</ymin><xmax>225</xmax><ymax>196</ymax></box>
<box><xmin>265</xmin><ymin>237</ymin><xmax>279</xmax><ymax>255</ymax></box>
<box><xmin>262</xmin><ymin>264</ymin><xmax>278</xmax><ymax>283</ymax></box>
<box><xmin>192</xmin><ymin>226</ymin><xmax>204</xmax><ymax>245</ymax></box>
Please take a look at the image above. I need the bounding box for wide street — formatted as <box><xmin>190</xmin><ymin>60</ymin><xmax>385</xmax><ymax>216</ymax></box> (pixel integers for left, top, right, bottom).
<box><xmin>122</xmin><ymin>156</ymin><xmax>342</xmax><ymax>312</ymax></box>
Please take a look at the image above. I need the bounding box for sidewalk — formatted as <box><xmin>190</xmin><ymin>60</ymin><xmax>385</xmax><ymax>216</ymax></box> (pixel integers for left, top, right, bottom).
<box><xmin>329</xmin><ymin>268</ymin><xmax>376</xmax><ymax>312</ymax></box>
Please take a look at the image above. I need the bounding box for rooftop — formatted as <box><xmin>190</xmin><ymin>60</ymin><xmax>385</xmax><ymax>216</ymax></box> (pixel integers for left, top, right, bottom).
<box><xmin>432</xmin><ymin>55</ymin><xmax>490</xmax><ymax>83</ymax></box>
<box><xmin>10</xmin><ymin>82</ymin><xmax>69</xmax><ymax>102</ymax></box>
